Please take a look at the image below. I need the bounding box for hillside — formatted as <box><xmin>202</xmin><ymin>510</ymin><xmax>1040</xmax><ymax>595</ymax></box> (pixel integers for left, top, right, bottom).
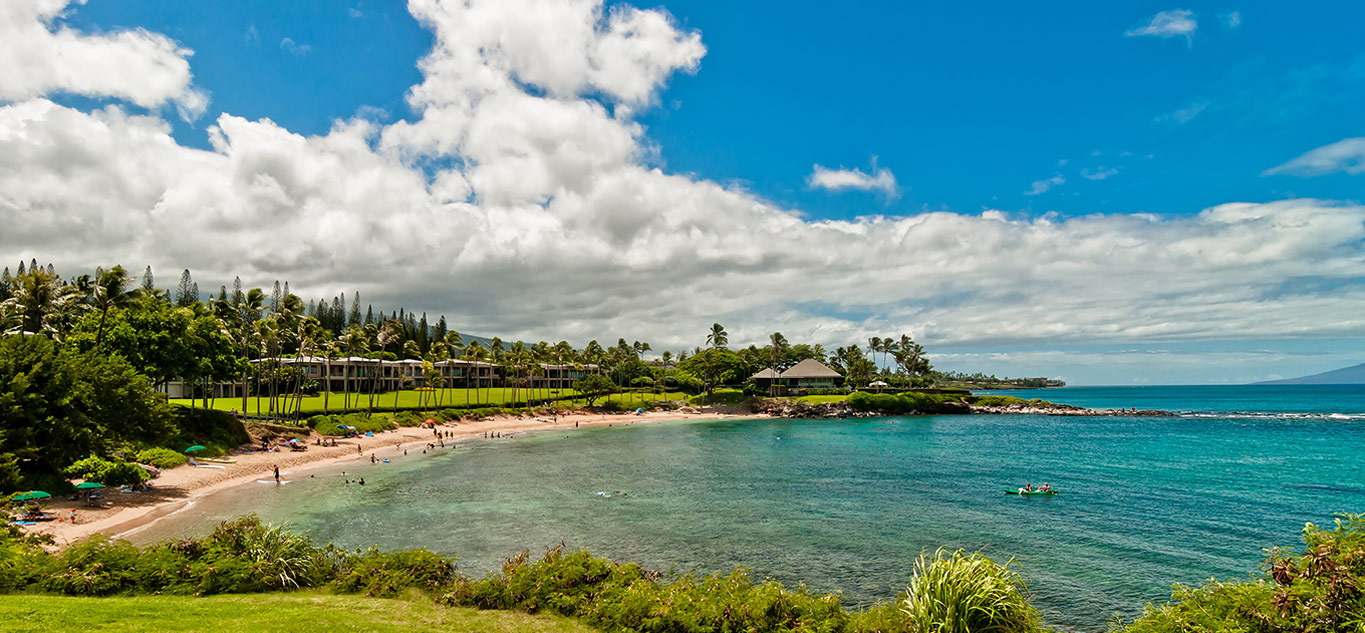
<box><xmin>1255</xmin><ymin>362</ymin><xmax>1365</xmax><ymax>385</ymax></box>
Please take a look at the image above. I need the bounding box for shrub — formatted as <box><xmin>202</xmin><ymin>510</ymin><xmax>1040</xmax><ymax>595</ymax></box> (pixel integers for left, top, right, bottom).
<box><xmin>99</xmin><ymin>461</ymin><xmax>149</xmax><ymax>486</ymax></box>
<box><xmin>334</xmin><ymin>547</ymin><xmax>459</xmax><ymax>597</ymax></box>
<box><xmin>1119</xmin><ymin>513</ymin><xmax>1365</xmax><ymax>633</ymax></box>
<box><xmin>310</xmin><ymin>413</ymin><xmax>396</xmax><ymax>436</ymax></box>
<box><xmin>901</xmin><ymin>549</ymin><xmax>1039</xmax><ymax>633</ymax></box>
<box><xmin>64</xmin><ymin>456</ymin><xmax>115</xmax><ymax>482</ymax></box>
<box><xmin>135</xmin><ymin>447</ymin><xmax>187</xmax><ymax>469</ymax></box>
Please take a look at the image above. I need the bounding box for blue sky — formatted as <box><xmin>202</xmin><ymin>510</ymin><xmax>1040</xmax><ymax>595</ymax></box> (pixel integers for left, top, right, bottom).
<box><xmin>61</xmin><ymin>1</ymin><xmax>1365</xmax><ymax>219</ymax></box>
<box><xmin>3</xmin><ymin>0</ymin><xmax>1364</xmax><ymax>383</ymax></box>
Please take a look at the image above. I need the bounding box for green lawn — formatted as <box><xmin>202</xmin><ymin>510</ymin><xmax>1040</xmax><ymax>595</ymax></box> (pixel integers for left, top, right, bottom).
<box><xmin>0</xmin><ymin>592</ymin><xmax>597</xmax><ymax>633</ymax></box>
<box><xmin>172</xmin><ymin>389</ymin><xmax>690</xmax><ymax>415</ymax></box>
<box><xmin>792</xmin><ymin>394</ymin><xmax>849</xmax><ymax>404</ymax></box>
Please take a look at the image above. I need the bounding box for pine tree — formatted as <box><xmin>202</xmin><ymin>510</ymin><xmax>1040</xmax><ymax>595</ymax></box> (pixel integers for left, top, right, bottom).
<box><xmin>218</xmin><ymin>285</ymin><xmax>228</xmax><ymax>302</ymax></box>
<box><xmin>418</xmin><ymin>313</ymin><xmax>430</xmax><ymax>354</ymax></box>
<box><xmin>141</xmin><ymin>266</ymin><xmax>154</xmax><ymax>292</ymax></box>
<box><xmin>348</xmin><ymin>293</ymin><xmax>361</xmax><ymax>327</ymax></box>
<box><xmin>232</xmin><ymin>276</ymin><xmax>244</xmax><ymax>305</ymax></box>
<box><xmin>270</xmin><ymin>281</ymin><xmax>281</xmax><ymax>312</ymax></box>
<box><xmin>175</xmin><ymin>269</ymin><xmax>196</xmax><ymax>306</ymax></box>
<box><xmin>434</xmin><ymin>315</ymin><xmax>448</xmax><ymax>345</ymax></box>
<box><xmin>16</xmin><ymin>261</ymin><xmax>26</xmax><ymax>276</ymax></box>
<box><xmin>0</xmin><ymin>267</ymin><xmax>12</xmax><ymax>302</ymax></box>
<box><xmin>365</xmin><ymin>305</ymin><xmax>373</xmax><ymax>325</ymax></box>
<box><xmin>330</xmin><ymin>297</ymin><xmax>343</xmax><ymax>330</ymax></box>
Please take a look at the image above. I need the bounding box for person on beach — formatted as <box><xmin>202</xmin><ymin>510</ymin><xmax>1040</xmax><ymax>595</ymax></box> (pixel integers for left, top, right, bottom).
<box><xmin>370</xmin><ymin>454</ymin><xmax>376</xmax><ymax>464</ymax></box>
<box><xmin>273</xmin><ymin>465</ymin><xmax>280</xmax><ymax>483</ymax></box>
<box><xmin>358</xmin><ymin>478</ymin><xmax>365</xmax><ymax>486</ymax></box>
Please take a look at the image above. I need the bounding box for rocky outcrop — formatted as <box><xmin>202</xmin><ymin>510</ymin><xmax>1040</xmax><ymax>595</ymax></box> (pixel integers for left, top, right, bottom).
<box><xmin>752</xmin><ymin>397</ymin><xmax>1173</xmax><ymax>418</ymax></box>
<box><xmin>968</xmin><ymin>402</ymin><xmax>1173</xmax><ymax>416</ymax></box>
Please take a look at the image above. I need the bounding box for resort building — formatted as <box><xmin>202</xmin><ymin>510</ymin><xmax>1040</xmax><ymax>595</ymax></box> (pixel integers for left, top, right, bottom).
<box><xmin>749</xmin><ymin>359</ymin><xmax>844</xmax><ymax>395</ymax></box>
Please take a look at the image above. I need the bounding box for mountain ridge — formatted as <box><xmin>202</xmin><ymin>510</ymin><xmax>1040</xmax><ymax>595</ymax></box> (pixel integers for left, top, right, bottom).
<box><xmin>1254</xmin><ymin>362</ymin><xmax>1365</xmax><ymax>385</ymax></box>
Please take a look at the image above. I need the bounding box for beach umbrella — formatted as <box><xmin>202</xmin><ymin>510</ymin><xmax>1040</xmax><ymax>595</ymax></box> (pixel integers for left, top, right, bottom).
<box><xmin>75</xmin><ymin>482</ymin><xmax>105</xmax><ymax>490</ymax></box>
<box><xmin>425</xmin><ymin>419</ymin><xmax>435</xmax><ymax>425</ymax></box>
<box><xmin>12</xmin><ymin>491</ymin><xmax>51</xmax><ymax>501</ymax></box>
<box><xmin>184</xmin><ymin>445</ymin><xmax>207</xmax><ymax>453</ymax></box>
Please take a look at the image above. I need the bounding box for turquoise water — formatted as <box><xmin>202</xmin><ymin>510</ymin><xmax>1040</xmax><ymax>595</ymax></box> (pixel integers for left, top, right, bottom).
<box><xmin>139</xmin><ymin>385</ymin><xmax>1365</xmax><ymax>631</ymax></box>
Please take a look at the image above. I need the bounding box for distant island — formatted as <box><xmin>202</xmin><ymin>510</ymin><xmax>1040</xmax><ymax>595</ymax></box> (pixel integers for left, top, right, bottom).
<box><xmin>1254</xmin><ymin>362</ymin><xmax>1365</xmax><ymax>385</ymax></box>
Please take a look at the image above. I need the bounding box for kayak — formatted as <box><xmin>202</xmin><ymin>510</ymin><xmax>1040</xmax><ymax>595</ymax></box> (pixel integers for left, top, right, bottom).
<box><xmin>1005</xmin><ymin>489</ymin><xmax>1058</xmax><ymax>495</ymax></box>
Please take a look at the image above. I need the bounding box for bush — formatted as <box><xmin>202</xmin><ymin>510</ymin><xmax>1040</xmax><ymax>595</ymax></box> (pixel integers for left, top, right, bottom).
<box><xmin>64</xmin><ymin>456</ymin><xmax>115</xmax><ymax>481</ymax></box>
<box><xmin>334</xmin><ymin>547</ymin><xmax>459</xmax><ymax>597</ymax></box>
<box><xmin>1119</xmin><ymin>513</ymin><xmax>1365</xmax><ymax>633</ymax></box>
<box><xmin>901</xmin><ymin>549</ymin><xmax>1039</xmax><ymax>633</ymax></box>
<box><xmin>309</xmin><ymin>413</ymin><xmax>397</xmax><ymax>436</ymax></box>
<box><xmin>135</xmin><ymin>447</ymin><xmax>187</xmax><ymax>469</ymax></box>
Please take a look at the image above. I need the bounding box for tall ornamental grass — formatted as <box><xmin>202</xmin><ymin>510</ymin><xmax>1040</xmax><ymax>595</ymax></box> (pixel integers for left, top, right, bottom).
<box><xmin>900</xmin><ymin>549</ymin><xmax>1039</xmax><ymax>633</ymax></box>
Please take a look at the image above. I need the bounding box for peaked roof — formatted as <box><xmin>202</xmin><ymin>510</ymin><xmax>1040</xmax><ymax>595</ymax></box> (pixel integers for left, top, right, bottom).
<box><xmin>750</xmin><ymin>367</ymin><xmax>782</xmax><ymax>380</ymax></box>
<box><xmin>780</xmin><ymin>358</ymin><xmax>842</xmax><ymax>379</ymax></box>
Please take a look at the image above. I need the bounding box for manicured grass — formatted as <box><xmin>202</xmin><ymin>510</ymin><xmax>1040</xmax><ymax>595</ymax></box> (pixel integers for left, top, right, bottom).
<box><xmin>0</xmin><ymin>592</ymin><xmax>597</xmax><ymax>633</ymax></box>
<box><xmin>793</xmin><ymin>395</ymin><xmax>849</xmax><ymax>404</ymax></box>
<box><xmin>687</xmin><ymin>388</ymin><xmax>749</xmax><ymax>406</ymax></box>
<box><xmin>171</xmin><ymin>389</ymin><xmax>690</xmax><ymax>415</ymax></box>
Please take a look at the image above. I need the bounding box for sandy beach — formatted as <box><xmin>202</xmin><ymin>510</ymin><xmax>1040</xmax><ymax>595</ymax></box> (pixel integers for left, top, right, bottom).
<box><xmin>22</xmin><ymin>407</ymin><xmax>760</xmax><ymax>548</ymax></box>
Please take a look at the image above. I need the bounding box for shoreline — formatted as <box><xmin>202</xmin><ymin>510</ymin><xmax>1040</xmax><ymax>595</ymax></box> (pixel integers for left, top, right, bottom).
<box><xmin>29</xmin><ymin>407</ymin><xmax>761</xmax><ymax>548</ymax></box>
<box><xmin>24</xmin><ymin>402</ymin><xmax>1170</xmax><ymax>548</ymax></box>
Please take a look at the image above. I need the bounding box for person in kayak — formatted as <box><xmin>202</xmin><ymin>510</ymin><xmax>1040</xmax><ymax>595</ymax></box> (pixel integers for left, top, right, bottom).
<box><xmin>1041</xmin><ymin>483</ymin><xmax>1052</xmax><ymax>492</ymax></box>
<box><xmin>1023</xmin><ymin>483</ymin><xmax>1034</xmax><ymax>492</ymax></box>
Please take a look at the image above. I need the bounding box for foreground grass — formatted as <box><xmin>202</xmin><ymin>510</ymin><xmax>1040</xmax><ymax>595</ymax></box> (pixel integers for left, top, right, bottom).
<box><xmin>0</xmin><ymin>592</ymin><xmax>597</xmax><ymax>633</ymax></box>
<box><xmin>171</xmin><ymin>389</ymin><xmax>689</xmax><ymax>415</ymax></box>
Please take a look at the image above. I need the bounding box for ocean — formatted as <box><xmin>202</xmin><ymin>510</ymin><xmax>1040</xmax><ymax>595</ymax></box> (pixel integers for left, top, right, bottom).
<box><xmin>135</xmin><ymin>385</ymin><xmax>1365</xmax><ymax>631</ymax></box>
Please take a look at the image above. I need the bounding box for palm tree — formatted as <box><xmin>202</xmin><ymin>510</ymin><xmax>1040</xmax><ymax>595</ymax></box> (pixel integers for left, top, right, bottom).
<box><xmin>2</xmin><ymin>267</ymin><xmax>86</xmax><ymax>339</ymax></box>
<box><xmin>462</xmin><ymin>340</ymin><xmax>487</xmax><ymax>406</ymax></box>
<box><xmin>703</xmin><ymin>323</ymin><xmax>728</xmax><ymax>395</ymax></box>
<box><xmin>89</xmin><ymin>265</ymin><xmax>135</xmax><ymax>348</ymax></box>
<box><xmin>373</xmin><ymin>319</ymin><xmax>402</xmax><ymax>415</ymax></box>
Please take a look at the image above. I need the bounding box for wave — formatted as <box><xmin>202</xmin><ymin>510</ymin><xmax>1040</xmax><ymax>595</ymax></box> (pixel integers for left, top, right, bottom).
<box><xmin>1179</xmin><ymin>411</ymin><xmax>1365</xmax><ymax>421</ymax></box>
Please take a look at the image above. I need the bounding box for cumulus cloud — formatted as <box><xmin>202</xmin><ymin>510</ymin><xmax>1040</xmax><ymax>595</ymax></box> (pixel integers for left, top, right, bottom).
<box><xmin>1263</xmin><ymin>137</ymin><xmax>1365</xmax><ymax>177</ymax></box>
<box><xmin>2</xmin><ymin>0</ymin><xmax>1365</xmax><ymax>376</ymax></box>
<box><xmin>1026</xmin><ymin>174</ymin><xmax>1065</xmax><ymax>195</ymax></box>
<box><xmin>807</xmin><ymin>162</ymin><xmax>899</xmax><ymax>198</ymax></box>
<box><xmin>0</xmin><ymin>0</ymin><xmax>206</xmax><ymax>119</ymax></box>
<box><xmin>1126</xmin><ymin>9</ymin><xmax>1197</xmax><ymax>45</ymax></box>
<box><xmin>1225</xmin><ymin>11</ymin><xmax>1241</xmax><ymax>29</ymax></box>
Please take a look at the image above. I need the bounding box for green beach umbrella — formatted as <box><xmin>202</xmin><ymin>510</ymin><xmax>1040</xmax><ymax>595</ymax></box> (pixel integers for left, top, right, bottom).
<box><xmin>13</xmin><ymin>491</ymin><xmax>51</xmax><ymax>501</ymax></box>
<box><xmin>75</xmin><ymin>482</ymin><xmax>105</xmax><ymax>490</ymax></box>
<box><xmin>184</xmin><ymin>445</ymin><xmax>207</xmax><ymax>453</ymax></box>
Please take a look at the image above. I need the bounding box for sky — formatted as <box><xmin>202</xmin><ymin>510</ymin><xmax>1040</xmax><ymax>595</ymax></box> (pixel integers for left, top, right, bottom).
<box><xmin>1</xmin><ymin>0</ymin><xmax>1363</xmax><ymax>384</ymax></box>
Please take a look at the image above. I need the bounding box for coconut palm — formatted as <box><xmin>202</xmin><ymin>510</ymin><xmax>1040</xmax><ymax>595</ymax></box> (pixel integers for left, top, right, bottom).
<box><xmin>2</xmin><ymin>267</ymin><xmax>86</xmax><ymax>339</ymax></box>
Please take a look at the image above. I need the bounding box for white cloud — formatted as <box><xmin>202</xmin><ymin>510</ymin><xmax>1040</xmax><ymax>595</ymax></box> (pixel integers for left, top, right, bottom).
<box><xmin>1225</xmin><ymin>11</ymin><xmax>1241</xmax><ymax>28</ymax></box>
<box><xmin>1157</xmin><ymin>100</ymin><xmax>1210</xmax><ymax>124</ymax></box>
<box><xmin>1080</xmin><ymin>167</ymin><xmax>1118</xmax><ymax>181</ymax></box>
<box><xmin>348</xmin><ymin>8</ymin><xmax>363</xmax><ymax>19</ymax></box>
<box><xmin>0</xmin><ymin>0</ymin><xmax>206</xmax><ymax>119</ymax></box>
<box><xmin>1026</xmin><ymin>174</ymin><xmax>1065</xmax><ymax>195</ymax></box>
<box><xmin>1126</xmin><ymin>9</ymin><xmax>1197</xmax><ymax>45</ymax></box>
<box><xmin>2</xmin><ymin>0</ymin><xmax>1365</xmax><ymax>382</ymax></box>
<box><xmin>280</xmin><ymin>37</ymin><xmax>311</xmax><ymax>56</ymax></box>
<box><xmin>807</xmin><ymin>162</ymin><xmax>899</xmax><ymax>198</ymax></box>
<box><xmin>1263</xmin><ymin>137</ymin><xmax>1365</xmax><ymax>177</ymax></box>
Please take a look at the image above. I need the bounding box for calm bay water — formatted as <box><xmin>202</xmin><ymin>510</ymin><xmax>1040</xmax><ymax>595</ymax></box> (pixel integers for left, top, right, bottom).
<box><xmin>138</xmin><ymin>385</ymin><xmax>1365</xmax><ymax>631</ymax></box>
